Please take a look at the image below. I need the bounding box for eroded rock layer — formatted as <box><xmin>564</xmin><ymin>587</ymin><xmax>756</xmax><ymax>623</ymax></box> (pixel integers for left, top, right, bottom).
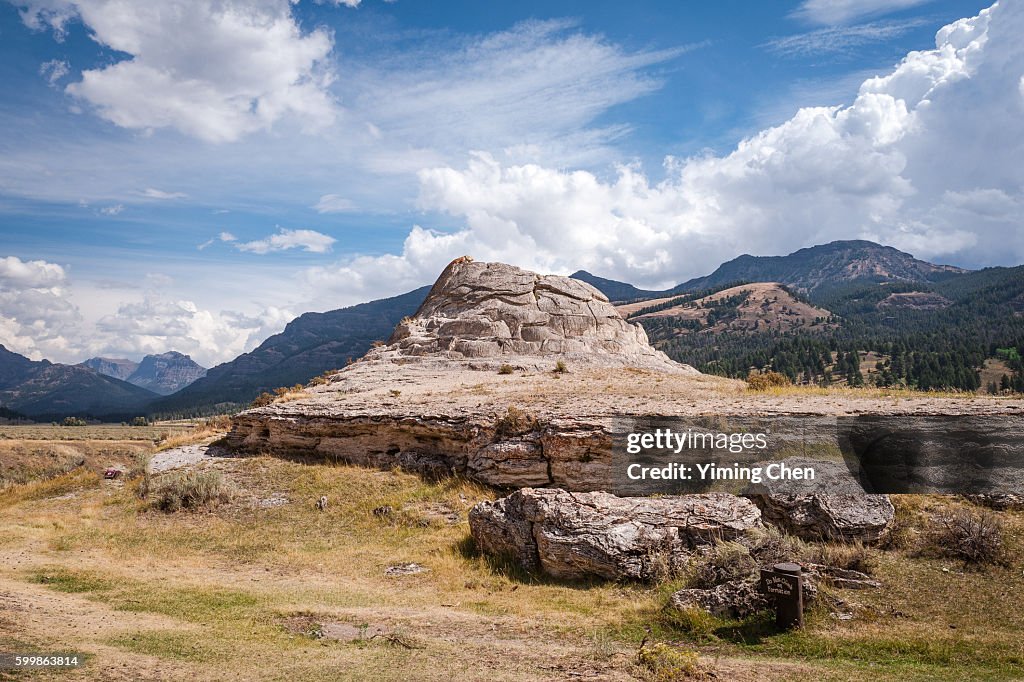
<box><xmin>468</xmin><ymin>488</ymin><xmax>764</xmax><ymax>581</ymax></box>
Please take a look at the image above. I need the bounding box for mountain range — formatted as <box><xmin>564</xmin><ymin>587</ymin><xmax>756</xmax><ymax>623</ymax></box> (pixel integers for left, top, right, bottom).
<box><xmin>0</xmin><ymin>345</ymin><xmax>157</xmax><ymax>421</ymax></box>
<box><xmin>148</xmin><ymin>286</ymin><xmax>431</xmax><ymax>417</ymax></box>
<box><xmin>80</xmin><ymin>351</ymin><xmax>206</xmax><ymax>395</ymax></box>
<box><xmin>1</xmin><ymin>240</ymin><xmax>1021</xmax><ymax>420</ymax></box>
<box><xmin>570</xmin><ymin>239</ymin><xmax>966</xmax><ymax>301</ymax></box>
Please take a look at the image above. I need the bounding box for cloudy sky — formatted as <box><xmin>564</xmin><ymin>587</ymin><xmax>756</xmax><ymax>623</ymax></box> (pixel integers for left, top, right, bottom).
<box><xmin>1</xmin><ymin>0</ymin><xmax>1021</xmax><ymax>367</ymax></box>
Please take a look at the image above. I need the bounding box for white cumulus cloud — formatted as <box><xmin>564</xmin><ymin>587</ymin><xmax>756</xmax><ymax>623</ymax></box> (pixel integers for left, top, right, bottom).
<box><xmin>0</xmin><ymin>256</ymin><xmax>82</xmax><ymax>360</ymax></box>
<box><xmin>305</xmin><ymin>2</ymin><xmax>1024</xmax><ymax>293</ymax></box>
<box><xmin>15</xmin><ymin>0</ymin><xmax>338</xmax><ymax>143</ymax></box>
<box><xmin>94</xmin><ymin>296</ymin><xmax>294</xmax><ymax>365</ymax></box>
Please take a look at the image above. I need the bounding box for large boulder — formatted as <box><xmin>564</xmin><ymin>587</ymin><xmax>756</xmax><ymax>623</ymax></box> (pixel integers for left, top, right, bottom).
<box><xmin>468</xmin><ymin>488</ymin><xmax>764</xmax><ymax>581</ymax></box>
<box><xmin>754</xmin><ymin>493</ymin><xmax>895</xmax><ymax>544</ymax></box>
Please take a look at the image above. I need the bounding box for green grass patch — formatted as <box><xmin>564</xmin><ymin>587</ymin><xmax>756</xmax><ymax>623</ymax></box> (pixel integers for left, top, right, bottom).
<box><xmin>30</xmin><ymin>568</ymin><xmax>113</xmax><ymax>593</ymax></box>
<box><xmin>106</xmin><ymin>631</ymin><xmax>228</xmax><ymax>663</ymax></box>
<box><xmin>115</xmin><ymin>585</ymin><xmax>262</xmax><ymax>625</ymax></box>
<box><xmin>748</xmin><ymin>630</ymin><xmax>1024</xmax><ymax>675</ymax></box>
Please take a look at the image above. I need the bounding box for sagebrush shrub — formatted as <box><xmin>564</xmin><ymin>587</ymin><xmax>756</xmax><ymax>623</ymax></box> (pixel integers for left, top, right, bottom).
<box><xmin>925</xmin><ymin>508</ymin><xmax>1008</xmax><ymax>568</ymax></box>
<box><xmin>746</xmin><ymin>371</ymin><xmax>790</xmax><ymax>391</ymax></box>
<box><xmin>152</xmin><ymin>470</ymin><xmax>231</xmax><ymax>512</ymax></box>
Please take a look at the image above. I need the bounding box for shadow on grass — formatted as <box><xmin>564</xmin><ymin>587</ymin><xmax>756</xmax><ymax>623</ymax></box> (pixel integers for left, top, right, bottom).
<box><xmin>710</xmin><ymin>612</ymin><xmax>778</xmax><ymax>644</ymax></box>
<box><xmin>253</xmin><ymin>447</ymin><xmax>477</xmax><ymax>485</ymax></box>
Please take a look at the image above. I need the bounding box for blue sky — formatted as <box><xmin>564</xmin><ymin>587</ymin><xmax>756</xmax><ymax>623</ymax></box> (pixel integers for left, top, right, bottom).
<box><xmin>0</xmin><ymin>0</ymin><xmax>1020</xmax><ymax>366</ymax></box>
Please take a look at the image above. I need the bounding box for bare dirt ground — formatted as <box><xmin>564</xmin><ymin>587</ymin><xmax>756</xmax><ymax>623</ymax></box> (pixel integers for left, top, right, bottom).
<box><xmin>149</xmin><ymin>445</ymin><xmax>232</xmax><ymax>474</ymax></box>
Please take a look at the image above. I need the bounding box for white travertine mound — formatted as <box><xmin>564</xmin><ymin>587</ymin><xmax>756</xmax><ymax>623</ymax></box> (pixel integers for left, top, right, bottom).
<box><xmin>372</xmin><ymin>257</ymin><xmax>694</xmax><ymax>373</ymax></box>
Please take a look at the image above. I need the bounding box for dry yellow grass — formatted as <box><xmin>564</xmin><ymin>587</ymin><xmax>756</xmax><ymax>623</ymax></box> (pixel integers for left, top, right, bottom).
<box><xmin>0</xmin><ymin>439</ymin><xmax>154</xmax><ymax>489</ymax></box>
<box><xmin>272</xmin><ymin>391</ymin><xmax>309</xmax><ymax>404</ymax></box>
<box><xmin>0</xmin><ymin>423</ymin><xmax>193</xmax><ymax>441</ymax></box>
<box><xmin>156</xmin><ymin>416</ymin><xmax>231</xmax><ymax>451</ymax></box>
<box><xmin>0</xmin><ymin>451</ymin><xmax>1021</xmax><ymax>681</ymax></box>
<box><xmin>744</xmin><ymin>383</ymin><xmax>990</xmax><ymax>400</ymax></box>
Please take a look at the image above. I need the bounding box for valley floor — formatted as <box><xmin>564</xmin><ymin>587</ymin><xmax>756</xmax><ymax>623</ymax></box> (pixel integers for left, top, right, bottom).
<box><xmin>1</xmin><ymin>432</ymin><xmax>1022</xmax><ymax>681</ymax></box>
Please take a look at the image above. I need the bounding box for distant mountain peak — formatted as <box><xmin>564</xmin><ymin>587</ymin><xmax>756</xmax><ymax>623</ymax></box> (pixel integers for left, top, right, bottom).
<box><xmin>568</xmin><ymin>270</ymin><xmax>661</xmax><ymax>303</ymax></box>
<box><xmin>80</xmin><ymin>357</ymin><xmax>138</xmax><ymax>381</ymax></box>
<box><xmin>676</xmin><ymin>240</ymin><xmax>967</xmax><ymax>295</ymax></box>
<box><xmin>2</xmin><ymin>346</ymin><xmax>155</xmax><ymax>421</ymax></box>
<box><xmin>126</xmin><ymin>352</ymin><xmax>207</xmax><ymax>396</ymax></box>
<box><xmin>79</xmin><ymin>351</ymin><xmax>206</xmax><ymax>395</ymax></box>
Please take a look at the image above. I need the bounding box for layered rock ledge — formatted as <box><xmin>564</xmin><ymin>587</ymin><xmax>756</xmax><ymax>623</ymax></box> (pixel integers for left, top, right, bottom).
<box><xmin>225</xmin><ymin>360</ymin><xmax>1024</xmax><ymax>493</ymax></box>
<box><xmin>468</xmin><ymin>488</ymin><xmax>764</xmax><ymax>581</ymax></box>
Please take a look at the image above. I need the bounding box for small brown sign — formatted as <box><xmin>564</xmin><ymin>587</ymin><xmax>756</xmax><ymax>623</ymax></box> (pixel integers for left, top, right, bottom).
<box><xmin>760</xmin><ymin>569</ymin><xmax>798</xmax><ymax>597</ymax></box>
<box><xmin>760</xmin><ymin>563</ymin><xmax>804</xmax><ymax>630</ymax></box>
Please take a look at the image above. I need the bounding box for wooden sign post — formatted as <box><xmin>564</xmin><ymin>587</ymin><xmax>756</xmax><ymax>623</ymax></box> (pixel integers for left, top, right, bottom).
<box><xmin>760</xmin><ymin>562</ymin><xmax>804</xmax><ymax>630</ymax></box>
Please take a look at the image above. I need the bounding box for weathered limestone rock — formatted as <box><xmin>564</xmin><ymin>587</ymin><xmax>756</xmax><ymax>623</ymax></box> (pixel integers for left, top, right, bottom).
<box><xmin>669</xmin><ymin>579</ymin><xmax>769</xmax><ymax>619</ymax></box>
<box><xmin>468</xmin><ymin>488</ymin><xmax>764</xmax><ymax>581</ymax></box>
<box><xmin>965</xmin><ymin>493</ymin><xmax>1024</xmax><ymax>511</ymax></box>
<box><xmin>374</xmin><ymin>257</ymin><xmax>690</xmax><ymax>372</ymax></box>
<box><xmin>670</xmin><ymin>572</ymin><xmax>821</xmax><ymax>620</ymax></box>
<box><xmin>754</xmin><ymin>493</ymin><xmax>895</xmax><ymax>544</ymax></box>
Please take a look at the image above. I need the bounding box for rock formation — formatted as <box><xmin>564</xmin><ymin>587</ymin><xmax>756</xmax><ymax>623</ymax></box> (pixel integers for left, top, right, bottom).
<box><xmin>754</xmin><ymin>493</ymin><xmax>894</xmax><ymax>543</ymax></box>
<box><xmin>373</xmin><ymin>257</ymin><xmax>689</xmax><ymax>372</ymax></box>
<box><xmin>224</xmin><ymin>257</ymin><xmax>1024</xmax><ymax>585</ymax></box>
<box><xmin>468</xmin><ymin>488</ymin><xmax>764</xmax><ymax>581</ymax></box>
<box><xmin>670</xmin><ymin>580</ymin><xmax>770</xmax><ymax>619</ymax></box>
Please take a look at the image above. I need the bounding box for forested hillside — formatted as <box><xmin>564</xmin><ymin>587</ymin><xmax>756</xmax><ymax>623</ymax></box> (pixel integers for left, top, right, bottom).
<box><xmin>636</xmin><ymin>266</ymin><xmax>1024</xmax><ymax>392</ymax></box>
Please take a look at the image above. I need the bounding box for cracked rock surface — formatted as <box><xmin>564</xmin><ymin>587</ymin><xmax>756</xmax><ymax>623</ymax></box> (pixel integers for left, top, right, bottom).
<box><xmin>754</xmin><ymin>493</ymin><xmax>895</xmax><ymax>543</ymax></box>
<box><xmin>468</xmin><ymin>488</ymin><xmax>764</xmax><ymax>581</ymax></box>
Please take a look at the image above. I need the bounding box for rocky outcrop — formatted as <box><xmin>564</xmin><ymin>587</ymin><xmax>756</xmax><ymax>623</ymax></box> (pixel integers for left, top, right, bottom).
<box><xmin>803</xmin><ymin>564</ymin><xmax>880</xmax><ymax>590</ymax></box>
<box><xmin>374</xmin><ymin>258</ymin><xmax>690</xmax><ymax>372</ymax></box>
<box><xmin>468</xmin><ymin>488</ymin><xmax>764</xmax><ymax>581</ymax></box>
<box><xmin>126</xmin><ymin>351</ymin><xmax>206</xmax><ymax>396</ymax></box>
<box><xmin>670</xmin><ymin>579</ymin><xmax>769</xmax><ymax>619</ymax></box>
<box><xmin>754</xmin><ymin>493</ymin><xmax>894</xmax><ymax>543</ymax></box>
<box><xmin>227</xmin><ymin>410</ymin><xmax>613</xmax><ymax>489</ymax></box>
<box><xmin>965</xmin><ymin>493</ymin><xmax>1024</xmax><ymax>511</ymax></box>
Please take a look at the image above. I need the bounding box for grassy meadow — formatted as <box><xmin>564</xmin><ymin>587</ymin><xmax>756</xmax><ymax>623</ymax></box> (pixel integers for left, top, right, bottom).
<box><xmin>0</xmin><ymin>426</ymin><xmax>1021</xmax><ymax>681</ymax></box>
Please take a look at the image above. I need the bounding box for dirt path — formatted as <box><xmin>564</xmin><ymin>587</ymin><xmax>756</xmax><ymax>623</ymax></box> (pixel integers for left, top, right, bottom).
<box><xmin>0</xmin><ymin>574</ymin><xmax>207</xmax><ymax>681</ymax></box>
<box><xmin>149</xmin><ymin>445</ymin><xmax>234</xmax><ymax>474</ymax></box>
